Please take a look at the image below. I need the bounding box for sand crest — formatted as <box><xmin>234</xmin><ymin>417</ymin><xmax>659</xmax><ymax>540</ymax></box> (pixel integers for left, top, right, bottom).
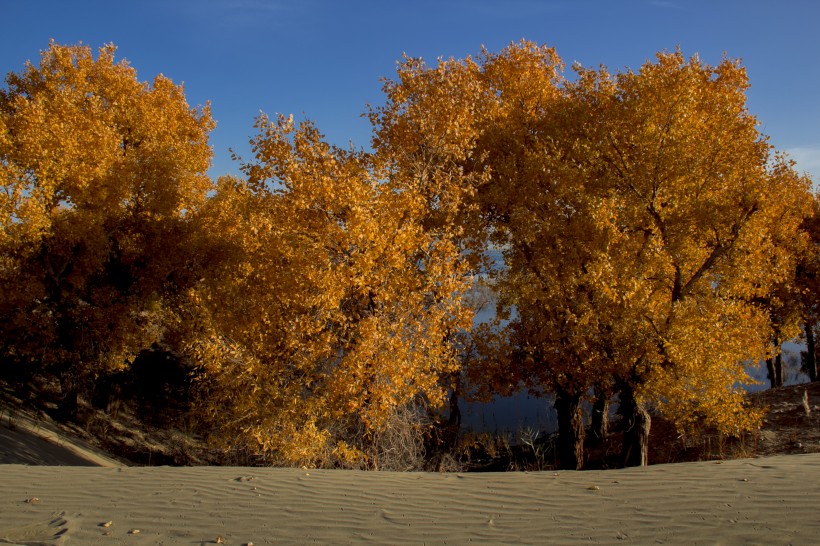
<box><xmin>1</xmin><ymin>454</ymin><xmax>819</xmax><ymax>545</ymax></box>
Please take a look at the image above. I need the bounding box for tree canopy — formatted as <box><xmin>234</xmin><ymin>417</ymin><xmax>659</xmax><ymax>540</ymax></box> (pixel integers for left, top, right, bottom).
<box><xmin>1</xmin><ymin>40</ymin><xmax>815</xmax><ymax>469</ymax></box>
<box><xmin>182</xmin><ymin>115</ymin><xmax>474</xmax><ymax>467</ymax></box>
<box><xmin>372</xmin><ymin>42</ymin><xmax>814</xmax><ymax>468</ymax></box>
<box><xmin>0</xmin><ymin>42</ymin><xmax>214</xmax><ymax>410</ymax></box>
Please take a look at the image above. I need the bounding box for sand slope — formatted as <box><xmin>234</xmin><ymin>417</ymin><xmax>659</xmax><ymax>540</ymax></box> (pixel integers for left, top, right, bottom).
<box><xmin>1</xmin><ymin>454</ymin><xmax>819</xmax><ymax>545</ymax></box>
<box><xmin>0</xmin><ymin>409</ymin><xmax>121</xmax><ymax>467</ymax></box>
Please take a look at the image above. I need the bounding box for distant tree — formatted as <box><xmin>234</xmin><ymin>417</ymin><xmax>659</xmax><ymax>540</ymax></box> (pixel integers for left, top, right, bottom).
<box><xmin>0</xmin><ymin>42</ymin><xmax>214</xmax><ymax>413</ymax></box>
<box><xmin>762</xmin><ymin>278</ymin><xmax>805</xmax><ymax>389</ymax></box>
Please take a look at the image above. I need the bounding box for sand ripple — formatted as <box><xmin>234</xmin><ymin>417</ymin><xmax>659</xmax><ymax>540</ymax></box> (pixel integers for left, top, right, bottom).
<box><xmin>1</xmin><ymin>454</ymin><xmax>819</xmax><ymax>544</ymax></box>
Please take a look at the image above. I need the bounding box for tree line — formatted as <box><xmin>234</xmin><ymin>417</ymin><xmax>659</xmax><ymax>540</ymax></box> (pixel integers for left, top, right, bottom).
<box><xmin>1</xmin><ymin>41</ymin><xmax>817</xmax><ymax>470</ymax></box>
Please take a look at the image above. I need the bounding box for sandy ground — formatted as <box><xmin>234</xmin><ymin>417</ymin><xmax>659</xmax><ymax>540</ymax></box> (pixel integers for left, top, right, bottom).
<box><xmin>0</xmin><ymin>408</ymin><xmax>121</xmax><ymax>468</ymax></box>
<box><xmin>0</xmin><ymin>453</ymin><xmax>818</xmax><ymax>544</ymax></box>
<box><xmin>2</xmin><ymin>401</ymin><xmax>820</xmax><ymax>545</ymax></box>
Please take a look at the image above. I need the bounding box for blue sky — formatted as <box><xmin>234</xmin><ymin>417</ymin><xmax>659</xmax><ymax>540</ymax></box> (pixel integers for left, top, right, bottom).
<box><xmin>2</xmin><ymin>0</ymin><xmax>819</xmax><ymax>183</ymax></box>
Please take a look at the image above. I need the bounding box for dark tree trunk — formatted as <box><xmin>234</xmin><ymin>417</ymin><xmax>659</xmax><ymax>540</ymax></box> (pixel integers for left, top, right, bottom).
<box><xmin>447</xmin><ymin>390</ymin><xmax>461</xmax><ymax>431</ymax></box>
<box><xmin>805</xmin><ymin>321</ymin><xmax>817</xmax><ymax>382</ymax></box>
<box><xmin>434</xmin><ymin>372</ymin><xmax>461</xmax><ymax>452</ymax></box>
<box><xmin>590</xmin><ymin>388</ymin><xmax>610</xmax><ymax>445</ymax></box>
<box><xmin>619</xmin><ymin>386</ymin><xmax>650</xmax><ymax>467</ymax></box>
<box><xmin>57</xmin><ymin>370</ymin><xmax>82</xmax><ymax>420</ymax></box>
<box><xmin>445</xmin><ymin>376</ymin><xmax>462</xmax><ymax>445</ymax></box>
<box><xmin>553</xmin><ymin>389</ymin><xmax>585</xmax><ymax>470</ymax></box>
<box><xmin>766</xmin><ymin>357</ymin><xmax>776</xmax><ymax>388</ymax></box>
<box><xmin>766</xmin><ymin>335</ymin><xmax>784</xmax><ymax>389</ymax></box>
<box><xmin>766</xmin><ymin>354</ymin><xmax>784</xmax><ymax>388</ymax></box>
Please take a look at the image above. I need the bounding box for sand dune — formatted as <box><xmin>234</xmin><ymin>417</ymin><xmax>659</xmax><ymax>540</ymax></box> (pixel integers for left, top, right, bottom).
<box><xmin>1</xmin><ymin>453</ymin><xmax>819</xmax><ymax>545</ymax></box>
<box><xmin>0</xmin><ymin>409</ymin><xmax>121</xmax><ymax>467</ymax></box>
<box><xmin>2</xmin><ymin>404</ymin><xmax>819</xmax><ymax>544</ymax></box>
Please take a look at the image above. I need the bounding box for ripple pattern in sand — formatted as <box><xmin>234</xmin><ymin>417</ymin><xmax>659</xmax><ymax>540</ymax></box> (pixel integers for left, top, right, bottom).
<box><xmin>0</xmin><ymin>454</ymin><xmax>818</xmax><ymax>544</ymax></box>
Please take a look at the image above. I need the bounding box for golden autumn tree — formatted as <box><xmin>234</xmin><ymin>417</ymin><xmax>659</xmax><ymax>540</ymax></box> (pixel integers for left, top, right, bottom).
<box><xmin>373</xmin><ymin>42</ymin><xmax>813</xmax><ymax>469</ymax></box>
<box><xmin>479</xmin><ymin>47</ymin><xmax>811</xmax><ymax>468</ymax></box>
<box><xmin>368</xmin><ymin>42</ymin><xmax>625</xmax><ymax>470</ymax></box>
<box><xmin>185</xmin><ymin>114</ymin><xmax>473</xmax><ymax>468</ymax></box>
<box><xmin>365</xmin><ymin>47</ymin><xmax>502</xmax><ymax>444</ymax></box>
<box><xmin>367</xmin><ymin>51</ymin><xmax>491</xmax><ymax>242</ymax></box>
<box><xmin>566</xmin><ymin>51</ymin><xmax>814</xmax><ymax>465</ymax></box>
<box><xmin>481</xmin><ymin>64</ymin><xmax>626</xmax><ymax>470</ymax></box>
<box><xmin>799</xmin><ymin>194</ymin><xmax>820</xmax><ymax>383</ymax></box>
<box><xmin>758</xmin><ymin>219</ymin><xmax>809</xmax><ymax>389</ymax></box>
<box><xmin>370</xmin><ymin>42</ymin><xmax>633</xmax><ymax>469</ymax></box>
<box><xmin>0</xmin><ymin>42</ymin><xmax>214</xmax><ymax>413</ymax></box>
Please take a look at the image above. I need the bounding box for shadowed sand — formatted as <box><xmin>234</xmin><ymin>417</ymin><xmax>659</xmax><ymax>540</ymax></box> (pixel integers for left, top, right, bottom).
<box><xmin>0</xmin><ymin>409</ymin><xmax>120</xmax><ymax>467</ymax></box>
<box><xmin>1</xmin><ymin>454</ymin><xmax>819</xmax><ymax>545</ymax></box>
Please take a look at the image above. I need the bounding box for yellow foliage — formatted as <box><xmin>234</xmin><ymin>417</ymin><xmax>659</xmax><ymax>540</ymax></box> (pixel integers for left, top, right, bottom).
<box><xmin>379</xmin><ymin>42</ymin><xmax>814</xmax><ymax>445</ymax></box>
<box><xmin>186</xmin><ymin>117</ymin><xmax>474</xmax><ymax>465</ymax></box>
<box><xmin>0</xmin><ymin>42</ymin><xmax>214</xmax><ymax>387</ymax></box>
<box><xmin>2</xmin><ymin>40</ymin><xmax>813</xmax><ymax>467</ymax></box>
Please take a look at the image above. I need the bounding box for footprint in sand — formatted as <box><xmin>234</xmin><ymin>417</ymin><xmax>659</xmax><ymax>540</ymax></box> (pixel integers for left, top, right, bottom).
<box><xmin>0</xmin><ymin>513</ymin><xmax>70</xmax><ymax>545</ymax></box>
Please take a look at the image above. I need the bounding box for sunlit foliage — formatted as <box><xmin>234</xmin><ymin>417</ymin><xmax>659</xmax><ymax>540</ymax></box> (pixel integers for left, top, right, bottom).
<box><xmin>0</xmin><ymin>42</ymin><xmax>214</xmax><ymax>407</ymax></box>
<box><xmin>572</xmin><ymin>50</ymin><xmax>813</xmax><ymax>444</ymax></box>
<box><xmin>185</xmin><ymin>116</ymin><xmax>473</xmax><ymax>467</ymax></box>
<box><xmin>375</xmin><ymin>42</ymin><xmax>814</xmax><ymax>467</ymax></box>
<box><xmin>2</xmin><ymin>40</ymin><xmax>814</xmax><ymax>470</ymax></box>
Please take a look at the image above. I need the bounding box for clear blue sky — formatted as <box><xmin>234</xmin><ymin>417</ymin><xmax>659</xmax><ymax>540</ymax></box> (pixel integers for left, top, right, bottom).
<box><xmin>2</xmin><ymin>0</ymin><xmax>819</xmax><ymax>183</ymax></box>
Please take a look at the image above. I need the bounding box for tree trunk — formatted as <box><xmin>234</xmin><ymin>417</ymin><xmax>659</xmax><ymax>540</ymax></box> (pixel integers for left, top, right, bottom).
<box><xmin>619</xmin><ymin>386</ymin><xmax>650</xmax><ymax>467</ymax></box>
<box><xmin>553</xmin><ymin>389</ymin><xmax>585</xmax><ymax>470</ymax></box>
<box><xmin>590</xmin><ymin>388</ymin><xmax>610</xmax><ymax>444</ymax></box>
<box><xmin>767</xmin><ymin>337</ymin><xmax>784</xmax><ymax>388</ymax></box>
<box><xmin>805</xmin><ymin>321</ymin><xmax>817</xmax><ymax>382</ymax></box>
<box><xmin>766</xmin><ymin>352</ymin><xmax>784</xmax><ymax>388</ymax></box>
<box><xmin>766</xmin><ymin>357</ymin><xmax>776</xmax><ymax>388</ymax></box>
<box><xmin>57</xmin><ymin>370</ymin><xmax>82</xmax><ymax>421</ymax></box>
<box><xmin>443</xmin><ymin>374</ymin><xmax>462</xmax><ymax>449</ymax></box>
